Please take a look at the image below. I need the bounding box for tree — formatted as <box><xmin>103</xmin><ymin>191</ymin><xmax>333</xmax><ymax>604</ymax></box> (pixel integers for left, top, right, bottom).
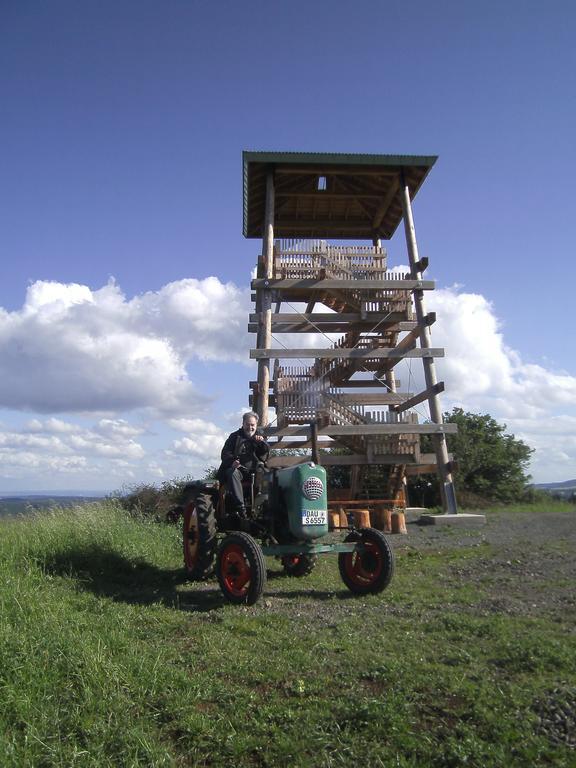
<box><xmin>446</xmin><ymin>408</ymin><xmax>533</xmax><ymax>503</ymax></box>
<box><xmin>411</xmin><ymin>408</ymin><xmax>533</xmax><ymax>505</ymax></box>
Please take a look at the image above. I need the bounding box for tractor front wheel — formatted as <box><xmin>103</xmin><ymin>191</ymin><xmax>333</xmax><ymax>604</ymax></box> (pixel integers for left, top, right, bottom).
<box><xmin>217</xmin><ymin>532</ymin><xmax>267</xmax><ymax>605</ymax></box>
<box><xmin>338</xmin><ymin>528</ymin><xmax>394</xmax><ymax>595</ymax></box>
<box><xmin>281</xmin><ymin>553</ymin><xmax>317</xmax><ymax>577</ymax></box>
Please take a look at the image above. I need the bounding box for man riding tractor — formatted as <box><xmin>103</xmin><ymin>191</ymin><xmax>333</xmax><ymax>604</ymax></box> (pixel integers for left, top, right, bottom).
<box><xmin>216</xmin><ymin>411</ymin><xmax>269</xmax><ymax>522</ymax></box>
<box><xmin>182</xmin><ymin>417</ymin><xmax>395</xmax><ymax>605</ymax></box>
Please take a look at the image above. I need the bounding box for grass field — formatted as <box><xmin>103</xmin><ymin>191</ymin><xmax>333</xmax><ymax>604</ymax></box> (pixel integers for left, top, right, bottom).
<box><xmin>0</xmin><ymin>501</ymin><xmax>574</xmax><ymax>767</ymax></box>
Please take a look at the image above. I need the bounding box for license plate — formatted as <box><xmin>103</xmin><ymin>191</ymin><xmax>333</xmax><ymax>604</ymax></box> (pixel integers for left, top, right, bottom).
<box><xmin>302</xmin><ymin>509</ymin><xmax>327</xmax><ymax>526</ymax></box>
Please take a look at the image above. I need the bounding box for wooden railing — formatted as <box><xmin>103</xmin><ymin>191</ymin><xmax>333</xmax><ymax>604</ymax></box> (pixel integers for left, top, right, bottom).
<box><xmin>273</xmin><ymin>241</ymin><xmax>387</xmax><ymax>280</ymax></box>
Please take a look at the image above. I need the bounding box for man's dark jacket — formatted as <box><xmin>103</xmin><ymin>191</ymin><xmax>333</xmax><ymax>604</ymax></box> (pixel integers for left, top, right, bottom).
<box><xmin>216</xmin><ymin>428</ymin><xmax>269</xmax><ymax>482</ymax></box>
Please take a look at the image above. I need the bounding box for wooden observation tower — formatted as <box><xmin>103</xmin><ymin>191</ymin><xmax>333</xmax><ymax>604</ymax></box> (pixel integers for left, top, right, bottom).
<box><xmin>244</xmin><ymin>151</ymin><xmax>458</xmax><ymax>515</ymax></box>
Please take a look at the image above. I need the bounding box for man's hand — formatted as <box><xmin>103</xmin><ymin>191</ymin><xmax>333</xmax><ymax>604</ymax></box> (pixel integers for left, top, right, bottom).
<box><xmin>232</xmin><ymin>459</ymin><xmax>241</xmax><ymax>469</ymax></box>
<box><xmin>254</xmin><ymin>435</ymin><xmax>265</xmax><ymax>442</ymax></box>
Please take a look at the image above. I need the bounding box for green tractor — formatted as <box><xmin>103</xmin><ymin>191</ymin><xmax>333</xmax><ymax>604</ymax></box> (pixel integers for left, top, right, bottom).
<box><xmin>182</xmin><ymin>455</ymin><xmax>395</xmax><ymax>605</ymax></box>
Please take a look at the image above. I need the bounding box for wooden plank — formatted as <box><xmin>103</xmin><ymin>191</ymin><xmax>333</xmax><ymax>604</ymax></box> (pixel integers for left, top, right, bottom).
<box><xmin>320</xmin><ymin>453</ymin><xmax>417</xmax><ymax>466</ymax></box>
<box><xmin>372</xmin><ymin>177</ymin><xmax>399</xmax><ymax>229</ymax></box>
<box><xmin>266</xmin><ymin>423</ymin><xmax>458</xmax><ymax>437</ymax></box>
<box><xmin>254</xmin><ymin>171</ymin><xmax>275</xmax><ymax>426</ymax></box>
<box><xmin>251</xmin><ymin>393</ymin><xmax>411</xmax><ymax>408</ymax></box>
<box><xmin>248</xmin><ymin>321</ymin><xmax>418</xmax><ymax>333</ymax></box>
<box><xmin>375</xmin><ymin>314</ymin><xmax>436</xmax><ymax>375</ymax></box>
<box><xmin>272</xmin><ymin>223</ymin><xmax>385</xmax><ymax>233</ymax></box>
<box><xmin>268</xmin><ymin>453</ymin><xmax>418</xmax><ymax>468</ymax></box>
<box><xmin>275</xmin><ymin>166</ymin><xmax>400</xmax><ymax>176</ymax></box>
<box><xmin>392</xmin><ymin>382</ymin><xmax>445</xmax><ymax>413</ymax></box>
<box><xmin>249</xmin><ymin>380</ymin><xmax>273</xmax><ymax>390</ymax></box>
<box><xmin>329</xmin><ymin>379</ymin><xmax>401</xmax><ymax>388</ymax></box>
<box><xmin>250</xmin><ymin>347</ymin><xmax>444</xmax><ymax>360</ymax></box>
<box><xmin>251</xmin><ymin>278</ymin><xmax>435</xmax><ymax>291</ymax></box>
<box><xmin>420</xmin><ymin>453</ymin><xmax>452</xmax><ymax>464</ymax></box>
<box><xmin>249</xmin><ymin>312</ymin><xmax>409</xmax><ymax>324</ymax></box>
<box><xmin>413</xmin><ymin>256</ymin><xmax>429</xmax><ymax>274</ymax></box>
<box><xmin>405</xmin><ymin>464</ymin><xmax>437</xmax><ymax>475</ymax></box>
<box><xmin>277</xmin><ymin>191</ymin><xmax>384</xmax><ymax>199</ymax></box>
<box><xmin>400</xmin><ymin>177</ymin><xmax>456</xmax><ymax>513</ymax></box>
<box><xmin>269</xmin><ymin>440</ymin><xmax>335</xmax><ymax>450</ymax></box>
<box><xmin>329</xmin><ymin>393</ymin><xmax>412</xmax><ymax>405</ymax></box>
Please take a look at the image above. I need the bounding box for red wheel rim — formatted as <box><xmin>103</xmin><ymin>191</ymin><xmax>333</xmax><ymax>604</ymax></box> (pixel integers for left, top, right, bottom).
<box><xmin>344</xmin><ymin>541</ymin><xmax>383</xmax><ymax>587</ymax></box>
<box><xmin>220</xmin><ymin>543</ymin><xmax>252</xmax><ymax>597</ymax></box>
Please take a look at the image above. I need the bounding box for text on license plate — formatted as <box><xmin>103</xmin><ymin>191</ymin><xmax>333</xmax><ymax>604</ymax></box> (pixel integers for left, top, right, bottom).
<box><xmin>301</xmin><ymin>509</ymin><xmax>328</xmax><ymax>526</ymax></box>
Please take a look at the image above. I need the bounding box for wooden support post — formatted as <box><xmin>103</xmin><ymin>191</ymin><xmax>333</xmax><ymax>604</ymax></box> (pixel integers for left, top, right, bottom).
<box><xmin>352</xmin><ymin>509</ymin><xmax>371</xmax><ymax>528</ymax></box>
<box><xmin>391</xmin><ymin>511</ymin><xmax>407</xmax><ymax>534</ymax></box>
<box><xmin>400</xmin><ymin>173</ymin><xmax>458</xmax><ymax>515</ymax></box>
<box><xmin>256</xmin><ymin>172</ymin><xmax>274</xmax><ymax>426</ymax></box>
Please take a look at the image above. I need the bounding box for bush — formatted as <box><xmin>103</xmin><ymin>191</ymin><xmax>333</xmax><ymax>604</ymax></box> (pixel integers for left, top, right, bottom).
<box><xmin>113</xmin><ymin>476</ymin><xmax>195</xmax><ymax>523</ymax></box>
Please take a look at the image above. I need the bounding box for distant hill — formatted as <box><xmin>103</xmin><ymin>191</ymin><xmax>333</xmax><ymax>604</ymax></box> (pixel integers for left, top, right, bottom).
<box><xmin>534</xmin><ymin>479</ymin><xmax>576</xmax><ymax>490</ymax></box>
<box><xmin>533</xmin><ymin>479</ymin><xmax>576</xmax><ymax>500</ymax></box>
<box><xmin>0</xmin><ymin>495</ymin><xmax>105</xmax><ymax>517</ymax></box>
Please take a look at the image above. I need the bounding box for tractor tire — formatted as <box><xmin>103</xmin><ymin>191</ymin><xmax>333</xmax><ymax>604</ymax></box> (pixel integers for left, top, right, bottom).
<box><xmin>338</xmin><ymin>528</ymin><xmax>394</xmax><ymax>596</ymax></box>
<box><xmin>183</xmin><ymin>493</ymin><xmax>217</xmax><ymax>580</ymax></box>
<box><xmin>216</xmin><ymin>532</ymin><xmax>267</xmax><ymax>606</ymax></box>
<box><xmin>281</xmin><ymin>553</ymin><xmax>318</xmax><ymax>577</ymax></box>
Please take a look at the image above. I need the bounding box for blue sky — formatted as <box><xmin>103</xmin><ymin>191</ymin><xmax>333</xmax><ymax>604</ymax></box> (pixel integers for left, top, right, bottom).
<box><xmin>0</xmin><ymin>0</ymin><xmax>574</xmax><ymax>491</ymax></box>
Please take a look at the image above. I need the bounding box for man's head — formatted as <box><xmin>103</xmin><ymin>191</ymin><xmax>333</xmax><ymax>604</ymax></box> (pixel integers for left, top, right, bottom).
<box><xmin>242</xmin><ymin>411</ymin><xmax>259</xmax><ymax>438</ymax></box>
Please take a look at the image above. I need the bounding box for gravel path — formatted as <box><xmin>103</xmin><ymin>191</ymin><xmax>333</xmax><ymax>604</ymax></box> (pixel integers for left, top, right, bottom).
<box><xmin>396</xmin><ymin>508</ymin><xmax>576</xmax><ymax>621</ymax></box>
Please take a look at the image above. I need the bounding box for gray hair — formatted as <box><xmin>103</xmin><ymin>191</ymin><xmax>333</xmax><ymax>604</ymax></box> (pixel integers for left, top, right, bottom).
<box><xmin>242</xmin><ymin>411</ymin><xmax>259</xmax><ymax>424</ymax></box>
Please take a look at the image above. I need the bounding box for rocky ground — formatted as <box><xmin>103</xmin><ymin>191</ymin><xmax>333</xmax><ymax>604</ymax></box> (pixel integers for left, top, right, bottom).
<box><xmin>399</xmin><ymin>507</ymin><xmax>575</xmax><ymax>621</ymax></box>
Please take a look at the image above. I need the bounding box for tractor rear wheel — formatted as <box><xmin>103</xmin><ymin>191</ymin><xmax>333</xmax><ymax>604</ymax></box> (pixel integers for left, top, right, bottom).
<box><xmin>217</xmin><ymin>532</ymin><xmax>266</xmax><ymax>605</ymax></box>
<box><xmin>338</xmin><ymin>528</ymin><xmax>394</xmax><ymax>595</ymax></box>
<box><xmin>281</xmin><ymin>553</ymin><xmax>317</xmax><ymax>577</ymax></box>
<box><xmin>183</xmin><ymin>493</ymin><xmax>217</xmax><ymax>580</ymax></box>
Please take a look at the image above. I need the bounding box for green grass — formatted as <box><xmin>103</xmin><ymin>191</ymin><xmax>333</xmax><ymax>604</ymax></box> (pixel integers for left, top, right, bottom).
<box><xmin>0</xmin><ymin>502</ymin><xmax>574</xmax><ymax>766</ymax></box>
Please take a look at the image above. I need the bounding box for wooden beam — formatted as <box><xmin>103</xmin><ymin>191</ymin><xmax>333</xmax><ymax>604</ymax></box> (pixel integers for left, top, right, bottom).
<box><xmin>392</xmin><ymin>382</ymin><xmax>445</xmax><ymax>413</ymax></box>
<box><xmin>269</xmin><ymin>452</ymin><xmax>452</xmax><ymax>469</ymax></box>
<box><xmin>372</xmin><ymin>176</ymin><xmax>399</xmax><ymax>229</ymax></box>
<box><xmin>266</xmin><ymin>424</ymin><xmax>458</xmax><ymax>437</ymax></box>
<box><xmin>405</xmin><ymin>465</ymin><xmax>437</xmax><ymax>476</ymax></box>
<box><xmin>319</xmin><ymin>453</ymin><xmax>417</xmax><ymax>466</ymax></box>
<box><xmin>325</xmin><ymin>379</ymin><xmax>401</xmax><ymax>388</ymax></box>
<box><xmin>275</xmin><ymin>166</ymin><xmax>400</xmax><ymax>176</ymax></box>
<box><xmin>250</xmin><ymin>348</ymin><xmax>444</xmax><ymax>360</ymax></box>
<box><xmin>251</xmin><ymin>392</ymin><xmax>412</xmax><ymax>408</ymax></box>
<box><xmin>276</xmin><ymin>191</ymin><xmax>384</xmax><ymax>200</ymax></box>
<box><xmin>251</xmin><ymin>278</ymin><xmax>434</xmax><ymax>291</ymax></box>
<box><xmin>249</xmin><ymin>380</ymin><xmax>273</xmax><ymax>391</ymax></box>
<box><xmin>328</xmin><ymin>392</ymin><xmax>412</xmax><ymax>405</ymax></box>
<box><xmin>250</xmin><ymin>312</ymin><xmax>409</xmax><ymax>324</ymax></box>
<box><xmin>272</xmin><ymin>222</ymin><xmax>382</xmax><ymax>232</ymax></box>
<box><xmin>269</xmin><ymin>440</ymin><xmax>335</xmax><ymax>450</ymax></box>
<box><xmin>413</xmin><ymin>256</ymin><xmax>429</xmax><ymax>274</ymax></box>
<box><xmin>248</xmin><ymin>321</ymin><xmax>418</xmax><ymax>334</ymax></box>
<box><xmin>268</xmin><ymin>453</ymin><xmax>419</xmax><ymax>468</ymax></box>
<box><xmin>400</xmin><ymin>174</ymin><xmax>456</xmax><ymax>513</ymax></box>
<box><xmin>375</xmin><ymin>314</ymin><xmax>437</xmax><ymax>375</ymax></box>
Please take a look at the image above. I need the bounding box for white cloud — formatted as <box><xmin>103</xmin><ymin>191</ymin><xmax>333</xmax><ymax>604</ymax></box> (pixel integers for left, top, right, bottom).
<box><xmin>0</xmin><ymin>278</ymin><xmax>574</xmax><ymax>487</ymax></box>
<box><xmin>171</xmin><ymin>434</ymin><xmax>224</xmax><ymax>460</ymax></box>
<box><xmin>0</xmin><ymin>277</ymin><xmax>252</xmax><ymax>417</ymax></box>
<box><xmin>95</xmin><ymin>419</ymin><xmax>146</xmax><ymax>439</ymax></box>
<box><xmin>422</xmin><ymin>286</ymin><xmax>576</xmax><ymax>481</ymax></box>
<box><xmin>167</xmin><ymin>417</ymin><xmax>223</xmax><ymax>434</ymax></box>
<box><xmin>0</xmin><ymin>417</ymin><xmax>150</xmax><ymax>484</ymax></box>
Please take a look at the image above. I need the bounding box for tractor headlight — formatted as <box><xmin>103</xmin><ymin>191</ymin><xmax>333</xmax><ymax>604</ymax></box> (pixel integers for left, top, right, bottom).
<box><xmin>302</xmin><ymin>476</ymin><xmax>324</xmax><ymax>501</ymax></box>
